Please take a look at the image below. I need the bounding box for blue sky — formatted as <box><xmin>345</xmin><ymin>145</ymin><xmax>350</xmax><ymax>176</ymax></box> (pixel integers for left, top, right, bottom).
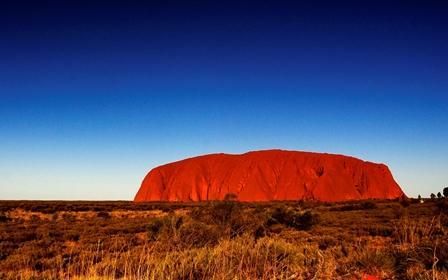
<box><xmin>1</xmin><ymin>1</ymin><xmax>447</xmax><ymax>199</ymax></box>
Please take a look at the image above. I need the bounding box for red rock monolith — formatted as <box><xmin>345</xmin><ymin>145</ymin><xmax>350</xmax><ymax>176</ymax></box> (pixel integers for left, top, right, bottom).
<box><xmin>134</xmin><ymin>150</ymin><xmax>405</xmax><ymax>202</ymax></box>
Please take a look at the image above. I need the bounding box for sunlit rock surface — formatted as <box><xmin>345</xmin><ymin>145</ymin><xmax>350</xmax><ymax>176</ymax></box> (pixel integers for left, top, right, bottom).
<box><xmin>135</xmin><ymin>150</ymin><xmax>405</xmax><ymax>202</ymax></box>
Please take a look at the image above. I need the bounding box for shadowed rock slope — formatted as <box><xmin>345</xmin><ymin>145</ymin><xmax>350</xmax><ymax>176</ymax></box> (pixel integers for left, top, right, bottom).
<box><xmin>134</xmin><ymin>150</ymin><xmax>405</xmax><ymax>202</ymax></box>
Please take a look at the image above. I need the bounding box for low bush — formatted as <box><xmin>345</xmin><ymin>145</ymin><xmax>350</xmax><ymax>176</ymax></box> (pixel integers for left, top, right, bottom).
<box><xmin>0</xmin><ymin>241</ymin><xmax>17</xmax><ymax>261</ymax></box>
<box><xmin>208</xmin><ymin>201</ymin><xmax>242</xmax><ymax>227</ymax></box>
<box><xmin>414</xmin><ymin>240</ymin><xmax>448</xmax><ymax>271</ymax></box>
<box><xmin>97</xmin><ymin>211</ymin><xmax>111</xmax><ymax>219</ymax></box>
<box><xmin>146</xmin><ymin>214</ymin><xmax>183</xmax><ymax>241</ymax></box>
<box><xmin>360</xmin><ymin>200</ymin><xmax>378</xmax><ymax>209</ymax></box>
<box><xmin>356</xmin><ymin>249</ymin><xmax>396</xmax><ymax>276</ymax></box>
<box><xmin>400</xmin><ymin>198</ymin><xmax>411</xmax><ymax>208</ymax></box>
<box><xmin>331</xmin><ymin>200</ymin><xmax>377</xmax><ymax>211</ymax></box>
<box><xmin>0</xmin><ymin>212</ymin><xmax>10</xmax><ymax>223</ymax></box>
<box><xmin>179</xmin><ymin>219</ymin><xmax>221</xmax><ymax>247</ymax></box>
<box><xmin>318</xmin><ymin>237</ymin><xmax>339</xmax><ymax>250</ymax></box>
<box><xmin>268</xmin><ymin>206</ymin><xmax>319</xmax><ymax>230</ymax></box>
<box><xmin>437</xmin><ymin>200</ymin><xmax>448</xmax><ymax>213</ymax></box>
<box><xmin>366</xmin><ymin>225</ymin><xmax>394</xmax><ymax>237</ymax></box>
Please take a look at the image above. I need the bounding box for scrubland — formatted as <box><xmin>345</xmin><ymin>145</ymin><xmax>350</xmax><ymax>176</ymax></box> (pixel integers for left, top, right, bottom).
<box><xmin>0</xmin><ymin>199</ymin><xmax>447</xmax><ymax>279</ymax></box>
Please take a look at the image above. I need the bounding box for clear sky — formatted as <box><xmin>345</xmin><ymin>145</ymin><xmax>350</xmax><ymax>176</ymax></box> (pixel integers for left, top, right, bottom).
<box><xmin>1</xmin><ymin>1</ymin><xmax>447</xmax><ymax>200</ymax></box>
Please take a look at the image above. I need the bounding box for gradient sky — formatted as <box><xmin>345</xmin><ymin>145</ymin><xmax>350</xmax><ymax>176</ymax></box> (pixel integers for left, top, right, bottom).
<box><xmin>1</xmin><ymin>1</ymin><xmax>447</xmax><ymax>200</ymax></box>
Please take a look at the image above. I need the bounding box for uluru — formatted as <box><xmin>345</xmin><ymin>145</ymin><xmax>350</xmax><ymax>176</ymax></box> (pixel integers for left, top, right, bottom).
<box><xmin>134</xmin><ymin>150</ymin><xmax>405</xmax><ymax>202</ymax></box>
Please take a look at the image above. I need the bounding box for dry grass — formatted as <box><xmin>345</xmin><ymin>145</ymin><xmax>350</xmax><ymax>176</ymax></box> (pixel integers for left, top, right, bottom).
<box><xmin>0</xmin><ymin>199</ymin><xmax>447</xmax><ymax>279</ymax></box>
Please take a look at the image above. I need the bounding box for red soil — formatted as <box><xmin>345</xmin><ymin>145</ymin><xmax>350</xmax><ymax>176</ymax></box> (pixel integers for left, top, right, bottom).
<box><xmin>134</xmin><ymin>150</ymin><xmax>405</xmax><ymax>202</ymax></box>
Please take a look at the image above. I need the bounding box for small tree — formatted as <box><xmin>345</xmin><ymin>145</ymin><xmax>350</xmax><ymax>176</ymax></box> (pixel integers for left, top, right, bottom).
<box><xmin>438</xmin><ymin>192</ymin><xmax>443</xmax><ymax>199</ymax></box>
<box><xmin>224</xmin><ymin>193</ymin><xmax>238</xmax><ymax>201</ymax></box>
<box><xmin>418</xmin><ymin>194</ymin><xmax>422</xmax><ymax>200</ymax></box>
<box><xmin>430</xmin><ymin>193</ymin><xmax>436</xmax><ymax>200</ymax></box>
<box><xmin>443</xmin><ymin>187</ymin><xmax>448</xmax><ymax>198</ymax></box>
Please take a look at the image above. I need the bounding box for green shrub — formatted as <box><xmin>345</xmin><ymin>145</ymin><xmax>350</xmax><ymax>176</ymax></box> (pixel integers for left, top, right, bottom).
<box><xmin>147</xmin><ymin>217</ymin><xmax>165</xmax><ymax>240</ymax></box>
<box><xmin>268</xmin><ymin>206</ymin><xmax>319</xmax><ymax>230</ymax></box>
<box><xmin>190</xmin><ymin>201</ymin><xmax>242</xmax><ymax>227</ymax></box>
<box><xmin>209</xmin><ymin>201</ymin><xmax>241</xmax><ymax>226</ymax></box>
<box><xmin>146</xmin><ymin>214</ymin><xmax>183</xmax><ymax>241</ymax></box>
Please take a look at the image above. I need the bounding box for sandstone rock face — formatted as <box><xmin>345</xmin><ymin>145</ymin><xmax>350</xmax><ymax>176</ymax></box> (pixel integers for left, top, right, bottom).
<box><xmin>134</xmin><ymin>150</ymin><xmax>405</xmax><ymax>202</ymax></box>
